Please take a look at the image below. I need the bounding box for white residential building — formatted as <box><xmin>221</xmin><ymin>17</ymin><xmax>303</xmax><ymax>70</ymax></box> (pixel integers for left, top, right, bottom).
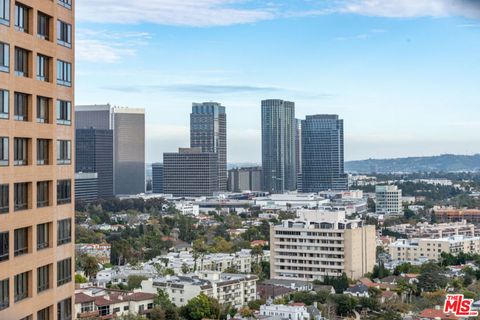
<box><xmin>141</xmin><ymin>271</ymin><xmax>257</xmax><ymax>308</ymax></box>
<box><xmin>260</xmin><ymin>303</ymin><xmax>310</xmax><ymax>320</ymax></box>
<box><xmin>389</xmin><ymin>235</ymin><xmax>480</xmax><ymax>262</ymax></box>
<box><xmin>151</xmin><ymin>249</ymin><xmax>269</xmax><ymax>274</ymax></box>
<box><xmin>270</xmin><ymin>212</ymin><xmax>376</xmax><ymax>281</ymax></box>
<box><xmin>174</xmin><ymin>202</ymin><xmax>200</xmax><ymax>216</ymax></box>
<box><xmin>375</xmin><ymin>185</ymin><xmax>403</xmax><ymax>216</ymax></box>
<box><xmin>75</xmin><ymin>287</ymin><xmax>156</xmax><ymax>319</ymax></box>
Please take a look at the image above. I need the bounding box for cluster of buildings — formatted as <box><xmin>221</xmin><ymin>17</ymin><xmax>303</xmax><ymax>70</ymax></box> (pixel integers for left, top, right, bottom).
<box><xmin>150</xmin><ymin>100</ymin><xmax>349</xmax><ymax>198</ymax></box>
<box><xmin>75</xmin><ymin>104</ymin><xmax>146</xmax><ymax>200</ymax></box>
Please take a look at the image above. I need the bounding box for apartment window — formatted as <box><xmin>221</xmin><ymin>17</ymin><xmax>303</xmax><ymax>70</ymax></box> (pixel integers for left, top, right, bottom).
<box><xmin>57</xmin><ymin>258</ymin><xmax>71</xmax><ymax>286</ymax></box>
<box><xmin>0</xmin><ymin>0</ymin><xmax>10</xmax><ymax>25</ymax></box>
<box><xmin>56</xmin><ymin>100</ymin><xmax>71</xmax><ymax>125</ymax></box>
<box><xmin>0</xmin><ymin>42</ymin><xmax>8</xmax><ymax>72</ymax></box>
<box><xmin>56</xmin><ymin>140</ymin><xmax>71</xmax><ymax>164</ymax></box>
<box><xmin>14</xmin><ymin>227</ymin><xmax>28</xmax><ymax>256</ymax></box>
<box><xmin>0</xmin><ymin>137</ymin><xmax>8</xmax><ymax>166</ymax></box>
<box><xmin>57</xmin><ymin>0</ymin><xmax>71</xmax><ymax>9</ymax></box>
<box><xmin>56</xmin><ymin>60</ymin><xmax>71</xmax><ymax>86</ymax></box>
<box><xmin>37</xmin><ymin>265</ymin><xmax>50</xmax><ymax>293</ymax></box>
<box><xmin>14</xmin><ymin>2</ymin><xmax>28</xmax><ymax>32</ymax></box>
<box><xmin>37</xmin><ymin>12</ymin><xmax>50</xmax><ymax>40</ymax></box>
<box><xmin>14</xmin><ymin>271</ymin><xmax>28</xmax><ymax>302</ymax></box>
<box><xmin>14</xmin><ymin>92</ymin><xmax>28</xmax><ymax>121</ymax></box>
<box><xmin>57</xmin><ymin>298</ymin><xmax>72</xmax><ymax>320</ymax></box>
<box><xmin>0</xmin><ymin>278</ymin><xmax>8</xmax><ymax>310</ymax></box>
<box><xmin>14</xmin><ymin>138</ymin><xmax>28</xmax><ymax>165</ymax></box>
<box><xmin>57</xmin><ymin>218</ymin><xmax>71</xmax><ymax>245</ymax></box>
<box><xmin>37</xmin><ymin>96</ymin><xmax>49</xmax><ymax>123</ymax></box>
<box><xmin>37</xmin><ymin>139</ymin><xmax>49</xmax><ymax>165</ymax></box>
<box><xmin>0</xmin><ymin>185</ymin><xmax>8</xmax><ymax>214</ymax></box>
<box><xmin>37</xmin><ymin>223</ymin><xmax>49</xmax><ymax>250</ymax></box>
<box><xmin>14</xmin><ymin>47</ymin><xmax>28</xmax><ymax>77</ymax></box>
<box><xmin>57</xmin><ymin>20</ymin><xmax>71</xmax><ymax>48</ymax></box>
<box><xmin>36</xmin><ymin>54</ymin><xmax>49</xmax><ymax>81</ymax></box>
<box><xmin>38</xmin><ymin>306</ymin><xmax>51</xmax><ymax>320</ymax></box>
<box><xmin>0</xmin><ymin>232</ymin><xmax>8</xmax><ymax>262</ymax></box>
<box><xmin>57</xmin><ymin>180</ymin><xmax>71</xmax><ymax>205</ymax></box>
<box><xmin>0</xmin><ymin>89</ymin><xmax>8</xmax><ymax>119</ymax></box>
<box><xmin>37</xmin><ymin>181</ymin><xmax>49</xmax><ymax>207</ymax></box>
<box><xmin>14</xmin><ymin>182</ymin><xmax>28</xmax><ymax>211</ymax></box>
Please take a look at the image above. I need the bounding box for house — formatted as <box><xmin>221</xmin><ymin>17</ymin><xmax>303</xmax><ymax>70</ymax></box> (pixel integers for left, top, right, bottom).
<box><xmin>75</xmin><ymin>287</ymin><xmax>156</xmax><ymax>319</ymax></box>
<box><xmin>257</xmin><ymin>284</ymin><xmax>294</xmax><ymax>300</ymax></box>
<box><xmin>260</xmin><ymin>302</ymin><xmax>310</xmax><ymax>320</ymax></box>
<box><xmin>261</xmin><ymin>279</ymin><xmax>313</xmax><ymax>292</ymax></box>
<box><xmin>417</xmin><ymin>307</ymin><xmax>460</xmax><ymax>320</ymax></box>
<box><xmin>312</xmin><ymin>284</ymin><xmax>336</xmax><ymax>295</ymax></box>
<box><xmin>344</xmin><ymin>284</ymin><xmax>369</xmax><ymax>298</ymax></box>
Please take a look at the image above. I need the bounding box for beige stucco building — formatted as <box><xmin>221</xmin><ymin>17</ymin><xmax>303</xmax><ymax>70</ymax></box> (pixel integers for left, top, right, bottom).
<box><xmin>389</xmin><ymin>235</ymin><xmax>480</xmax><ymax>263</ymax></box>
<box><xmin>0</xmin><ymin>0</ymin><xmax>75</xmax><ymax>319</ymax></box>
<box><xmin>270</xmin><ymin>213</ymin><xmax>376</xmax><ymax>281</ymax></box>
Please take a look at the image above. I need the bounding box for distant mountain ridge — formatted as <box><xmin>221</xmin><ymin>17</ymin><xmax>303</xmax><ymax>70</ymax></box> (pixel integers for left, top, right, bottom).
<box><xmin>345</xmin><ymin>154</ymin><xmax>480</xmax><ymax>173</ymax></box>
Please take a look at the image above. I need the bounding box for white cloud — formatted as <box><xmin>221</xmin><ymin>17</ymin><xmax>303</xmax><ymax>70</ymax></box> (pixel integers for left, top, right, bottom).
<box><xmin>76</xmin><ymin>29</ymin><xmax>151</xmax><ymax>63</ymax></box>
<box><xmin>339</xmin><ymin>0</ymin><xmax>480</xmax><ymax>19</ymax></box>
<box><xmin>77</xmin><ymin>0</ymin><xmax>274</xmax><ymax>26</ymax></box>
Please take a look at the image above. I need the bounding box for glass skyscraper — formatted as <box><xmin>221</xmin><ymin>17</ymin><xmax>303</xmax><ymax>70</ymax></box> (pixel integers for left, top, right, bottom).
<box><xmin>301</xmin><ymin>114</ymin><xmax>348</xmax><ymax>191</ymax></box>
<box><xmin>261</xmin><ymin>99</ymin><xmax>297</xmax><ymax>193</ymax></box>
<box><xmin>190</xmin><ymin>102</ymin><xmax>227</xmax><ymax>191</ymax></box>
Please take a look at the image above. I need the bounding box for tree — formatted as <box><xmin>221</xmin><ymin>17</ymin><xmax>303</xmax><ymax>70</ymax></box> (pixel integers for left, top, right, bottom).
<box><xmin>358</xmin><ymin>297</ymin><xmax>380</xmax><ymax>311</ymax></box>
<box><xmin>154</xmin><ymin>290</ymin><xmax>179</xmax><ymax>320</ymax></box>
<box><xmin>81</xmin><ymin>256</ymin><xmax>100</xmax><ymax>280</ymax></box>
<box><xmin>149</xmin><ymin>308</ymin><xmax>166</xmax><ymax>320</ymax></box>
<box><xmin>371</xmin><ymin>262</ymin><xmax>391</xmax><ymax>279</ymax></box>
<box><xmin>331</xmin><ymin>295</ymin><xmax>357</xmax><ymax>316</ymax></box>
<box><xmin>75</xmin><ymin>274</ymin><xmax>88</xmax><ymax>284</ymax></box>
<box><xmin>127</xmin><ymin>275</ymin><xmax>147</xmax><ymax>290</ymax></box>
<box><xmin>181</xmin><ymin>263</ymin><xmax>190</xmax><ymax>274</ymax></box>
<box><xmin>418</xmin><ymin>263</ymin><xmax>448</xmax><ymax>292</ymax></box>
<box><xmin>180</xmin><ymin>294</ymin><xmax>221</xmax><ymax>320</ymax></box>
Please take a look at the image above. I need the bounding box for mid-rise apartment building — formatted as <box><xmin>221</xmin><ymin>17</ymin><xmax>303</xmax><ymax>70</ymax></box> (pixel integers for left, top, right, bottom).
<box><xmin>433</xmin><ymin>207</ymin><xmax>480</xmax><ymax>224</ymax></box>
<box><xmin>270</xmin><ymin>213</ymin><xmax>376</xmax><ymax>281</ymax></box>
<box><xmin>375</xmin><ymin>185</ymin><xmax>403</xmax><ymax>215</ymax></box>
<box><xmin>0</xmin><ymin>0</ymin><xmax>75</xmax><ymax>318</ymax></box>
<box><xmin>386</xmin><ymin>221</ymin><xmax>478</xmax><ymax>239</ymax></box>
<box><xmin>389</xmin><ymin>235</ymin><xmax>480</xmax><ymax>263</ymax></box>
<box><xmin>141</xmin><ymin>271</ymin><xmax>257</xmax><ymax>309</ymax></box>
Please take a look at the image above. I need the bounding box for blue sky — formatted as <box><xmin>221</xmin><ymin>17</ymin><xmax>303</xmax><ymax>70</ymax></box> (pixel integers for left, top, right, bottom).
<box><xmin>75</xmin><ymin>0</ymin><xmax>480</xmax><ymax>163</ymax></box>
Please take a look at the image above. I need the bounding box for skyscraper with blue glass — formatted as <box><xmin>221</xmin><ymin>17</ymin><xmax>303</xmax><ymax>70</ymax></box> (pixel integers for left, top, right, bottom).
<box><xmin>301</xmin><ymin>114</ymin><xmax>348</xmax><ymax>191</ymax></box>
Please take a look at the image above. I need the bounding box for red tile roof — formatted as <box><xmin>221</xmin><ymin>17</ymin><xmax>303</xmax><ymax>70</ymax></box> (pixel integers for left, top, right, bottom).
<box><xmin>418</xmin><ymin>308</ymin><xmax>460</xmax><ymax>319</ymax></box>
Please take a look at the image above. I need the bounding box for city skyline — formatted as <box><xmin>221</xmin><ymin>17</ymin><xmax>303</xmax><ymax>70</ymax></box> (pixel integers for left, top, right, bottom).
<box><xmin>75</xmin><ymin>1</ymin><xmax>480</xmax><ymax>163</ymax></box>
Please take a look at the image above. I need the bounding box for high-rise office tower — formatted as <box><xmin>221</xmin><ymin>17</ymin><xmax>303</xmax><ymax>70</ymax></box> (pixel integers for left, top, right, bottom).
<box><xmin>227</xmin><ymin>167</ymin><xmax>262</xmax><ymax>192</ymax></box>
<box><xmin>75</xmin><ymin>128</ymin><xmax>114</xmax><ymax>199</ymax></box>
<box><xmin>152</xmin><ymin>163</ymin><xmax>164</xmax><ymax>194</ymax></box>
<box><xmin>112</xmin><ymin>107</ymin><xmax>145</xmax><ymax>195</ymax></box>
<box><xmin>0</xmin><ymin>0</ymin><xmax>75</xmax><ymax>318</ymax></box>
<box><xmin>75</xmin><ymin>105</ymin><xmax>145</xmax><ymax>196</ymax></box>
<box><xmin>301</xmin><ymin>115</ymin><xmax>348</xmax><ymax>192</ymax></box>
<box><xmin>261</xmin><ymin>99</ymin><xmax>296</xmax><ymax>193</ymax></box>
<box><xmin>190</xmin><ymin>102</ymin><xmax>227</xmax><ymax>191</ymax></box>
<box><xmin>163</xmin><ymin>148</ymin><xmax>219</xmax><ymax>197</ymax></box>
